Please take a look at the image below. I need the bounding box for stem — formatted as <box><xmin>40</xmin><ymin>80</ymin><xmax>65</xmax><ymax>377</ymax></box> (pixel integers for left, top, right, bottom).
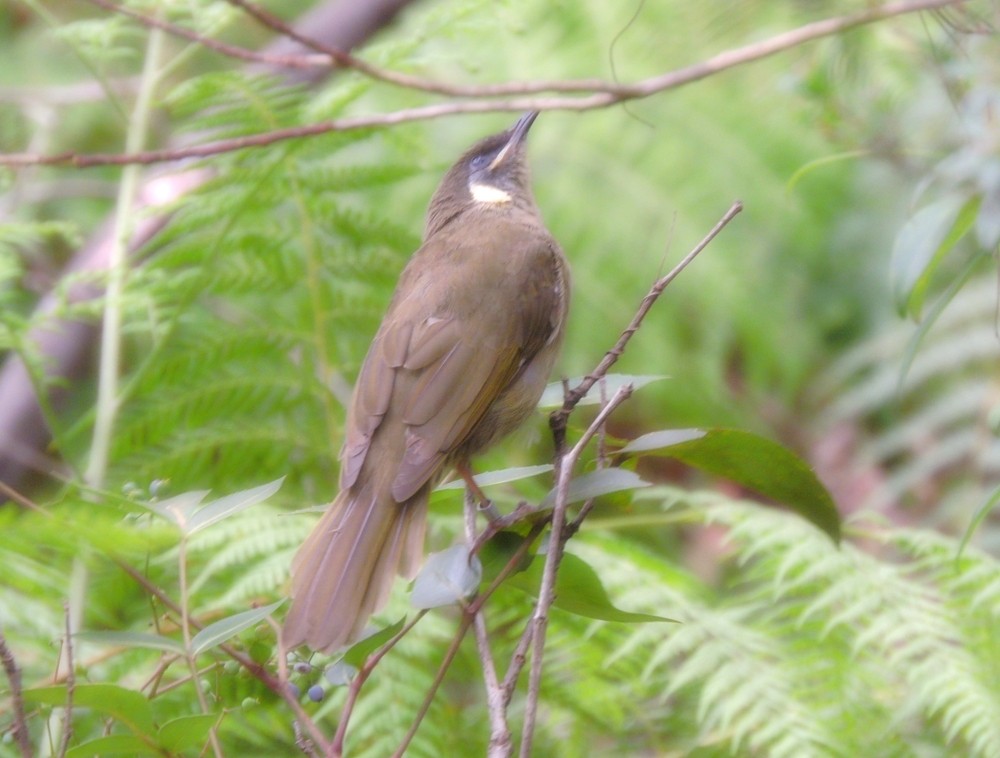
<box><xmin>178</xmin><ymin>537</ymin><xmax>224</xmax><ymax>758</ymax></box>
<box><xmin>463</xmin><ymin>491</ymin><xmax>510</xmax><ymax>757</ymax></box>
<box><xmin>520</xmin><ymin>385</ymin><xmax>633</xmax><ymax>757</ymax></box>
<box><xmin>83</xmin><ymin>25</ymin><xmax>165</xmax><ymax>487</ymax></box>
<box><xmin>58</xmin><ymin>602</ymin><xmax>75</xmax><ymax>757</ymax></box>
<box><xmin>0</xmin><ymin>632</ymin><xmax>32</xmax><ymax>758</ymax></box>
<box><xmin>291</xmin><ymin>173</ymin><xmax>342</xmax><ymax>457</ymax></box>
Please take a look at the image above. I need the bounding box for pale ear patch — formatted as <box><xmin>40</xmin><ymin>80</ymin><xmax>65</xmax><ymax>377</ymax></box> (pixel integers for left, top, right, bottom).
<box><xmin>469</xmin><ymin>182</ymin><xmax>512</xmax><ymax>204</ymax></box>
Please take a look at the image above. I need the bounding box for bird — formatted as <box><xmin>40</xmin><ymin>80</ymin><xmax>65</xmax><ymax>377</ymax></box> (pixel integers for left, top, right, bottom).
<box><xmin>283</xmin><ymin>112</ymin><xmax>570</xmax><ymax>652</ymax></box>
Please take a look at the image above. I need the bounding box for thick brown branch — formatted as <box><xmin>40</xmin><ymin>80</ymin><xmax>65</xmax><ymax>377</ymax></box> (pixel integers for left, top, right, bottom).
<box><xmin>0</xmin><ymin>0</ymin><xmax>965</xmax><ymax>168</ymax></box>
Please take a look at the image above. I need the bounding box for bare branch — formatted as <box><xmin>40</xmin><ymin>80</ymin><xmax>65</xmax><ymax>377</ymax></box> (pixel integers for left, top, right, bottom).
<box><xmin>59</xmin><ymin>603</ymin><xmax>75</xmax><ymax>758</ymax></box>
<box><xmin>0</xmin><ymin>632</ymin><xmax>32</xmax><ymax>758</ymax></box>
<box><xmin>0</xmin><ymin>0</ymin><xmax>964</xmax><ymax>168</ymax></box>
<box><xmin>462</xmin><ymin>491</ymin><xmax>510</xmax><ymax>757</ymax></box>
<box><xmin>520</xmin><ymin>384</ymin><xmax>635</xmax><ymax>757</ymax></box>
<box><xmin>83</xmin><ymin>0</ymin><xmax>328</xmax><ymax>70</ymax></box>
<box><xmin>113</xmin><ymin>558</ymin><xmax>331</xmax><ymax>752</ymax></box>
<box><xmin>550</xmin><ymin>200</ymin><xmax>744</xmax><ymax>439</ymax></box>
<box><xmin>330</xmin><ymin>612</ymin><xmax>426</xmax><ymax>757</ymax></box>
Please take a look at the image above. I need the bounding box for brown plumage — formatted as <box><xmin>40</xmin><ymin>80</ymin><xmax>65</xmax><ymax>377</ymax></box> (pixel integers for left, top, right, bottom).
<box><xmin>283</xmin><ymin>112</ymin><xmax>570</xmax><ymax>652</ymax></box>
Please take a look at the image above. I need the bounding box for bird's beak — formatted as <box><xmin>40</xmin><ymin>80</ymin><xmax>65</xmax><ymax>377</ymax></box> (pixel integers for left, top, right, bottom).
<box><xmin>488</xmin><ymin>111</ymin><xmax>539</xmax><ymax>171</ymax></box>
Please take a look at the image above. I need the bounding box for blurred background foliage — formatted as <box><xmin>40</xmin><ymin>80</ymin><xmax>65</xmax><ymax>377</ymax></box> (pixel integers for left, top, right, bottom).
<box><xmin>1</xmin><ymin>0</ymin><xmax>999</xmax><ymax>756</ymax></box>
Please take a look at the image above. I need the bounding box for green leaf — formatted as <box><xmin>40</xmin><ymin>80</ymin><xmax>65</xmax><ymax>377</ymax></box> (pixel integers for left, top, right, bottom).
<box><xmin>537</xmin><ymin>374</ymin><xmax>666</xmax><ymax>409</ymax></box>
<box><xmin>891</xmin><ymin>194</ymin><xmax>980</xmax><ymax>319</ymax></box>
<box><xmin>411</xmin><ymin>545</ymin><xmax>482</xmax><ymax>609</ymax></box>
<box><xmin>478</xmin><ymin>530</ymin><xmax>538</xmax><ymax>584</ymax></box>
<box><xmin>190</xmin><ymin>600</ymin><xmax>283</xmax><ymax>655</ymax></box>
<box><xmin>23</xmin><ymin>684</ymin><xmax>155</xmax><ymax>736</ymax></box>
<box><xmin>436</xmin><ymin>464</ymin><xmax>553</xmax><ymax>491</ymax></box>
<box><xmin>619</xmin><ymin>428</ymin><xmax>706</xmax><ymax>453</ymax></box>
<box><xmin>632</xmin><ymin>428</ymin><xmax>840</xmax><ymax>542</ymax></box>
<box><xmin>342</xmin><ymin>617</ymin><xmax>406</xmax><ymax>667</ymax></box>
<box><xmin>75</xmin><ymin>631</ymin><xmax>185</xmax><ymax>654</ymax></box>
<box><xmin>541</xmin><ymin>468</ymin><xmax>649</xmax><ymax>508</ymax></box>
<box><xmin>66</xmin><ymin>735</ymin><xmax>158</xmax><ymax>758</ymax></box>
<box><xmin>511</xmin><ymin>552</ymin><xmax>675</xmax><ymax>623</ymax></box>
<box><xmin>158</xmin><ymin>714</ymin><xmax>218</xmax><ymax>752</ymax></box>
<box><xmin>143</xmin><ymin>490</ymin><xmax>209</xmax><ymax>529</ymax></box>
<box><xmin>185</xmin><ymin>477</ymin><xmax>285</xmax><ymax>535</ymax></box>
<box><xmin>324</xmin><ymin>660</ymin><xmax>359</xmax><ymax>686</ymax></box>
<box><xmin>957</xmin><ymin>485</ymin><xmax>1000</xmax><ymax>562</ymax></box>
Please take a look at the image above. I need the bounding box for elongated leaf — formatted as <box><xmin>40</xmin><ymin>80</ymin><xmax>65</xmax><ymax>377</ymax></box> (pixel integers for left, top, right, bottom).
<box><xmin>541</xmin><ymin>468</ymin><xmax>649</xmax><ymax>508</ymax></box>
<box><xmin>957</xmin><ymin>485</ymin><xmax>1000</xmax><ymax>562</ymax></box>
<box><xmin>479</xmin><ymin>530</ymin><xmax>537</xmax><ymax>584</ymax></box>
<box><xmin>191</xmin><ymin>600</ymin><xmax>283</xmax><ymax>655</ymax></box>
<box><xmin>436</xmin><ymin>464</ymin><xmax>553</xmax><ymax>491</ymax></box>
<box><xmin>634</xmin><ymin>428</ymin><xmax>840</xmax><ymax>542</ymax></box>
<box><xmin>321</xmin><ymin>659</ymin><xmax>358</xmax><ymax>686</ymax></box>
<box><xmin>537</xmin><ymin>374</ymin><xmax>666</xmax><ymax>409</ymax></box>
<box><xmin>158</xmin><ymin>714</ymin><xmax>218</xmax><ymax>752</ymax></box>
<box><xmin>143</xmin><ymin>490</ymin><xmax>209</xmax><ymax>529</ymax></box>
<box><xmin>75</xmin><ymin>631</ymin><xmax>185</xmax><ymax>655</ymax></box>
<box><xmin>411</xmin><ymin>545</ymin><xmax>482</xmax><ymax>609</ymax></box>
<box><xmin>511</xmin><ymin>552</ymin><xmax>674</xmax><ymax>623</ymax></box>
<box><xmin>185</xmin><ymin>477</ymin><xmax>284</xmax><ymax>535</ymax></box>
<box><xmin>619</xmin><ymin>428</ymin><xmax>705</xmax><ymax>453</ymax></box>
<box><xmin>24</xmin><ymin>684</ymin><xmax>155</xmax><ymax>736</ymax></box>
<box><xmin>891</xmin><ymin>195</ymin><xmax>979</xmax><ymax>319</ymax></box>
<box><xmin>342</xmin><ymin>617</ymin><xmax>406</xmax><ymax>667</ymax></box>
<box><xmin>66</xmin><ymin>735</ymin><xmax>157</xmax><ymax>758</ymax></box>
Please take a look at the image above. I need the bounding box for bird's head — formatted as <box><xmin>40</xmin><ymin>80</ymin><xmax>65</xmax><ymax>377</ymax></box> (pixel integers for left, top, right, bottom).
<box><xmin>425</xmin><ymin>111</ymin><xmax>540</xmax><ymax>237</ymax></box>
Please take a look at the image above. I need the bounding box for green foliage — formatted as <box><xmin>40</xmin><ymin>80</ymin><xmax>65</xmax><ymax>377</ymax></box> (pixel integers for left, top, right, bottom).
<box><xmin>2</xmin><ymin>0</ymin><xmax>998</xmax><ymax>756</ymax></box>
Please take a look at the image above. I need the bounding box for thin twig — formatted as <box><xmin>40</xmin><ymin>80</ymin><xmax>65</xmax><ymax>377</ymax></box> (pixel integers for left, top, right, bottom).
<box><xmin>0</xmin><ymin>480</ymin><xmax>47</xmax><ymax>513</ymax></box>
<box><xmin>177</xmin><ymin>537</ymin><xmax>224</xmax><ymax>758</ymax></box>
<box><xmin>293</xmin><ymin>721</ymin><xmax>319</xmax><ymax>758</ymax></box>
<box><xmin>550</xmin><ymin>201</ymin><xmax>743</xmax><ymax>437</ymax></box>
<box><xmin>392</xmin><ymin>615</ymin><xmax>475</xmax><ymax>758</ymax></box>
<box><xmin>114</xmin><ymin>558</ymin><xmax>331</xmax><ymax>752</ymax></box>
<box><xmin>83</xmin><ymin>0</ymin><xmax>327</xmax><ymax>70</ymax></box>
<box><xmin>58</xmin><ymin>603</ymin><xmax>75</xmax><ymax>758</ymax></box>
<box><xmin>392</xmin><ymin>520</ymin><xmax>546</xmax><ymax>758</ymax></box>
<box><xmin>462</xmin><ymin>491</ymin><xmax>510</xmax><ymax>757</ymax></box>
<box><xmin>0</xmin><ymin>631</ymin><xmax>32</xmax><ymax>758</ymax></box>
<box><xmin>476</xmin><ymin>611</ymin><xmax>511</xmax><ymax>758</ymax></box>
<box><xmin>0</xmin><ymin>0</ymin><xmax>963</xmax><ymax>168</ymax></box>
<box><xmin>82</xmin><ymin>22</ymin><xmax>165</xmax><ymax>488</ymax></box>
<box><xmin>330</xmin><ymin>611</ymin><xmax>426</xmax><ymax>757</ymax></box>
<box><xmin>519</xmin><ymin>384</ymin><xmax>634</xmax><ymax>757</ymax></box>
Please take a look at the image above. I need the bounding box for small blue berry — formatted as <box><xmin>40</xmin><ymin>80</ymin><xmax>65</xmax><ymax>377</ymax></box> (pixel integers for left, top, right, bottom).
<box><xmin>307</xmin><ymin>684</ymin><xmax>325</xmax><ymax>702</ymax></box>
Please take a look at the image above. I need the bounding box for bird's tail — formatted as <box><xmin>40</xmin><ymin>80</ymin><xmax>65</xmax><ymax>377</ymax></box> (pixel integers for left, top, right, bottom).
<box><xmin>283</xmin><ymin>483</ymin><xmax>427</xmax><ymax>652</ymax></box>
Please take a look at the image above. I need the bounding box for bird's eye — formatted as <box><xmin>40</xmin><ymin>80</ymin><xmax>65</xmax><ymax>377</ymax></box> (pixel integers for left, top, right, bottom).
<box><xmin>470</xmin><ymin>154</ymin><xmax>490</xmax><ymax>170</ymax></box>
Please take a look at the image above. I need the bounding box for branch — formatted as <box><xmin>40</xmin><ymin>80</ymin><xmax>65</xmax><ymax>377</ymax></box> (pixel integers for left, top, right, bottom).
<box><xmin>462</xmin><ymin>491</ymin><xmax>510</xmax><ymax>758</ymax></box>
<box><xmin>0</xmin><ymin>0</ymin><xmax>420</xmax><ymax>500</ymax></box>
<box><xmin>114</xmin><ymin>558</ymin><xmax>331</xmax><ymax>752</ymax></box>
<box><xmin>330</xmin><ymin>611</ymin><xmax>426</xmax><ymax>757</ymax></box>
<box><xmin>0</xmin><ymin>0</ymin><xmax>964</xmax><ymax>167</ymax></box>
<box><xmin>83</xmin><ymin>0</ymin><xmax>328</xmax><ymax>70</ymax></box>
<box><xmin>0</xmin><ymin>631</ymin><xmax>32</xmax><ymax>758</ymax></box>
<box><xmin>58</xmin><ymin>603</ymin><xmax>75</xmax><ymax>758</ymax></box>
<box><xmin>519</xmin><ymin>384</ymin><xmax>634</xmax><ymax>757</ymax></box>
<box><xmin>550</xmin><ymin>200</ymin><xmax>743</xmax><ymax>442</ymax></box>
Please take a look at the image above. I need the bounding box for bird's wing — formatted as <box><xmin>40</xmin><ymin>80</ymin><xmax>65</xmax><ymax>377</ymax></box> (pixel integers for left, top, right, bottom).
<box><xmin>340</xmin><ymin>234</ymin><xmax>564</xmax><ymax>502</ymax></box>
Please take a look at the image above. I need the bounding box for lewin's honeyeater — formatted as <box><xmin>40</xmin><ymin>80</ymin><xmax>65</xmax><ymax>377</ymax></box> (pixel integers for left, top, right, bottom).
<box><xmin>284</xmin><ymin>112</ymin><xmax>570</xmax><ymax>652</ymax></box>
